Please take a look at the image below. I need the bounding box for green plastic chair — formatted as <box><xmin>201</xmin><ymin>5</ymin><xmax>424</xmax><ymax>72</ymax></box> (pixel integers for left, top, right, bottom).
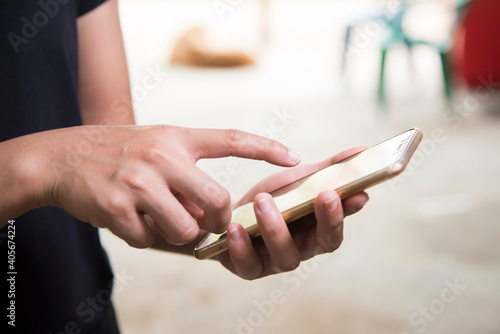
<box><xmin>342</xmin><ymin>0</ymin><xmax>471</xmax><ymax>106</ymax></box>
<box><xmin>378</xmin><ymin>0</ymin><xmax>470</xmax><ymax>105</ymax></box>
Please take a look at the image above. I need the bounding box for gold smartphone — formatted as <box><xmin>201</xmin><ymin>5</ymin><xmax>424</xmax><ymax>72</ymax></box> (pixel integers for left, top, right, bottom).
<box><xmin>194</xmin><ymin>128</ymin><xmax>423</xmax><ymax>260</ymax></box>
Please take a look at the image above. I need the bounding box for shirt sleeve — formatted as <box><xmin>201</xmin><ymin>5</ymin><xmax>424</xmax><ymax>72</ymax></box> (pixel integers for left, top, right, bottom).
<box><xmin>77</xmin><ymin>0</ymin><xmax>108</xmax><ymax>17</ymax></box>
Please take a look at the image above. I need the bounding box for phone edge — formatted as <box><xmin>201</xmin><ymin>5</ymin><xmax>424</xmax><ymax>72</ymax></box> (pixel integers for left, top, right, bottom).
<box><xmin>194</xmin><ymin>128</ymin><xmax>423</xmax><ymax>260</ymax></box>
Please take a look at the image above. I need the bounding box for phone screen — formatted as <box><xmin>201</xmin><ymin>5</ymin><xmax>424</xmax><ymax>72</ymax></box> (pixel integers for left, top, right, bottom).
<box><xmin>195</xmin><ymin>128</ymin><xmax>422</xmax><ymax>258</ymax></box>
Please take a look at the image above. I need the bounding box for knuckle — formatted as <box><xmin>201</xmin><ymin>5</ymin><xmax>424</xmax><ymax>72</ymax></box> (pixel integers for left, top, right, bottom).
<box><xmin>230</xmin><ymin>256</ymin><xmax>263</xmax><ymax>280</ymax></box>
<box><xmin>320</xmin><ymin>235</ymin><xmax>343</xmax><ymax>253</ymax></box>
<box><xmin>332</xmin><ymin>236</ymin><xmax>343</xmax><ymax>250</ymax></box>
<box><xmin>328</xmin><ymin>218</ymin><xmax>344</xmax><ymax>232</ymax></box>
<box><xmin>231</xmin><ymin>251</ymin><xmax>255</xmax><ymax>269</ymax></box>
<box><xmin>150</xmin><ymin>124</ymin><xmax>175</xmax><ymax>137</ymax></box>
<box><xmin>266</xmin><ymin>138</ymin><xmax>282</xmax><ymax>153</ymax></box>
<box><xmin>104</xmin><ymin>191</ymin><xmax>132</xmax><ymax>218</ymax></box>
<box><xmin>121</xmin><ymin>170</ymin><xmax>147</xmax><ymax>192</ymax></box>
<box><xmin>173</xmin><ymin>217</ymin><xmax>199</xmax><ymax>244</ymax></box>
<box><xmin>100</xmin><ymin>193</ymin><xmax>156</xmax><ymax>249</ymax></box>
<box><xmin>221</xmin><ymin>129</ymin><xmax>244</xmax><ymax>148</ymax></box>
<box><xmin>127</xmin><ymin>233</ymin><xmax>155</xmax><ymax>249</ymax></box>
<box><xmin>276</xmin><ymin>257</ymin><xmax>300</xmax><ymax>272</ymax></box>
<box><xmin>209</xmin><ymin>187</ymin><xmax>231</xmax><ymax>212</ymax></box>
<box><xmin>141</xmin><ymin>144</ymin><xmax>167</xmax><ymax>165</ymax></box>
<box><xmin>112</xmin><ymin>220</ymin><xmax>150</xmax><ymax>248</ymax></box>
<box><xmin>242</xmin><ymin>271</ymin><xmax>262</xmax><ymax>281</ymax></box>
<box><xmin>245</xmin><ymin>266</ymin><xmax>265</xmax><ymax>280</ymax></box>
<box><xmin>263</xmin><ymin>224</ymin><xmax>286</xmax><ymax>241</ymax></box>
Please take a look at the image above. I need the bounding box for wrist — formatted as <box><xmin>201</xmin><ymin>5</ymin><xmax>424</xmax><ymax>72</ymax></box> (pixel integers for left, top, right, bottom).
<box><xmin>17</xmin><ymin>142</ymin><xmax>54</xmax><ymax>210</ymax></box>
<box><xmin>1</xmin><ymin>132</ymin><xmax>58</xmax><ymax>218</ymax></box>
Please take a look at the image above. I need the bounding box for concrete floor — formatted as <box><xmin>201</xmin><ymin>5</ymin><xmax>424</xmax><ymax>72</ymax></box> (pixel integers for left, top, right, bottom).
<box><xmin>99</xmin><ymin>1</ymin><xmax>500</xmax><ymax>333</ymax></box>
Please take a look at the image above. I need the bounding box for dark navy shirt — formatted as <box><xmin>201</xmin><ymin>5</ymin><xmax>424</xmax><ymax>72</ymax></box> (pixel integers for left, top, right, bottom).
<box><xmin>0</xmin><ymin>0</ymin><xmax>119</xmax><ymax>333</ymax></box>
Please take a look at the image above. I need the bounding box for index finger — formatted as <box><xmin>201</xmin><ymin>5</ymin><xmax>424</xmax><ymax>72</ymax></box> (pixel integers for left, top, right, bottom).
<box><xmin>185</xmin><ymin>128</ymin><xmax>302</xmax><ymax>167</ymax></box>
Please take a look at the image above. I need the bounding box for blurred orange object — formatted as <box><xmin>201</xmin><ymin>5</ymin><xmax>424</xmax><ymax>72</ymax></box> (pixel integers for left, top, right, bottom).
<box><xmin>170</xmin><ymin>27</ymin><xmax>255</xmax><ymax>68</ymax></box>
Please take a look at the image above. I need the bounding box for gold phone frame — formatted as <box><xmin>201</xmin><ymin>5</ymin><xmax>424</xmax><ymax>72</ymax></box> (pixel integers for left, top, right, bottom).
<box><xmin>194</xmin><ymin>128</ymin><xmax>423</xmax><ymax>260</ymax></box>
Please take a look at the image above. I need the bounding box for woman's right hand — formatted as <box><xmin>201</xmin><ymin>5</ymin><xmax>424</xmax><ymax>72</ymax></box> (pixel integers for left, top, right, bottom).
<box><xmin>1</xmin><ymin>125</ymin><xmax>301</xmax><ymax>248</ymax></box>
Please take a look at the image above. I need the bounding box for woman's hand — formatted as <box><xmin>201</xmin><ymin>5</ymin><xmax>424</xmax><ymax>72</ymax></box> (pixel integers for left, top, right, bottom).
<box><xmin>2</xmin><ymin>125</ymin><xmax>301</xmax><ymax>247</ymax></box>
<box><xmin>217</xmin><ymin>147</ymin><xmax>369</xmax><ymax>280</ymax></box>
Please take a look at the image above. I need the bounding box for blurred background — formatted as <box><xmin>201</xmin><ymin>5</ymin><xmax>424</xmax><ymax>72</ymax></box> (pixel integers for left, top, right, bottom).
<box><xmin>99</xmin><ymin>0</ymin><xmax>500</xmax><ymax>333</ymax></box>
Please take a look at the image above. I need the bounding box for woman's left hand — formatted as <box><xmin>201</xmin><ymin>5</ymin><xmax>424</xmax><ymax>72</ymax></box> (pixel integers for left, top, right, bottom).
<box><xmin>217</xmin><ymin>147</ymin><xmax>369</xmax><ymax>280</ymax></box>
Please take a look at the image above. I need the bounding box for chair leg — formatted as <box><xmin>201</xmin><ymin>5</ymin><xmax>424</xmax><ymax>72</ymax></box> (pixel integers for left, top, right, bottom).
<box><xmin>439</xmin><ymin>51</ymin><xmax>452</xmax><ymax>100</ymax></box>
<box><xmin>406</xmin><ymin>43</ymin><xmax>416</xmax><ymax>80</ymax></box>
<box><xmin>341</xmin><ymin>25</ymin><xmax>353</xmax><ymax>77</ymax></box>
<box><xmin>378</xmin><ymin>48</ymin><xmax>388</xmax><ymax>107</ymax></box>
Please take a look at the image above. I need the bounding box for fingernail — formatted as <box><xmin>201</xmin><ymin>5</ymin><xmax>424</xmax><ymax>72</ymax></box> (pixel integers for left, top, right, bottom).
<box><xmin>288</xmin><ymin>149</ymin><xmax>301</xmax><ymax>164</ymax></box>
<box><xmin>229</xmin><ymin>227</ymin><xmax>241</xmax><ymax>242</ymax></box>
<box><xmin>257</xmin><ymin>197</ymin><xmax>272</xmax><ymax>214</ymax></box>
<box><xmin>324</xmin><ymin>191</ymin><xmax>338</xmax><ymax>212</ymax></box>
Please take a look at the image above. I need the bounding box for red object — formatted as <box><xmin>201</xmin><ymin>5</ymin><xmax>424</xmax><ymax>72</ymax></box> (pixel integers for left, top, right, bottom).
<box><xmin>452</xmin><ymin>0</ymin><xmax>500</xmax><ymax>87</ymax></box>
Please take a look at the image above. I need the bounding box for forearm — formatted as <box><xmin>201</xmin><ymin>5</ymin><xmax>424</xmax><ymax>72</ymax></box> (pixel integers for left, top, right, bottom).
<box><xmin>79</xmin><ymin>94</ymin><xmax>135</xmax><ymax>126</ymax></box>
<box><xmin>77</xmin><ymin>0</ymin><xmax>134</xmax><ymax>126</ymax></box>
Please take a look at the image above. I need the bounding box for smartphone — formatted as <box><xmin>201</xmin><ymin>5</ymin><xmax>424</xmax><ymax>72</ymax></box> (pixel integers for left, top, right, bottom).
<box><xmin>194</xmin><ymin>128</ymin><xmax>423</xmax><ymax>260</ymax></box>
